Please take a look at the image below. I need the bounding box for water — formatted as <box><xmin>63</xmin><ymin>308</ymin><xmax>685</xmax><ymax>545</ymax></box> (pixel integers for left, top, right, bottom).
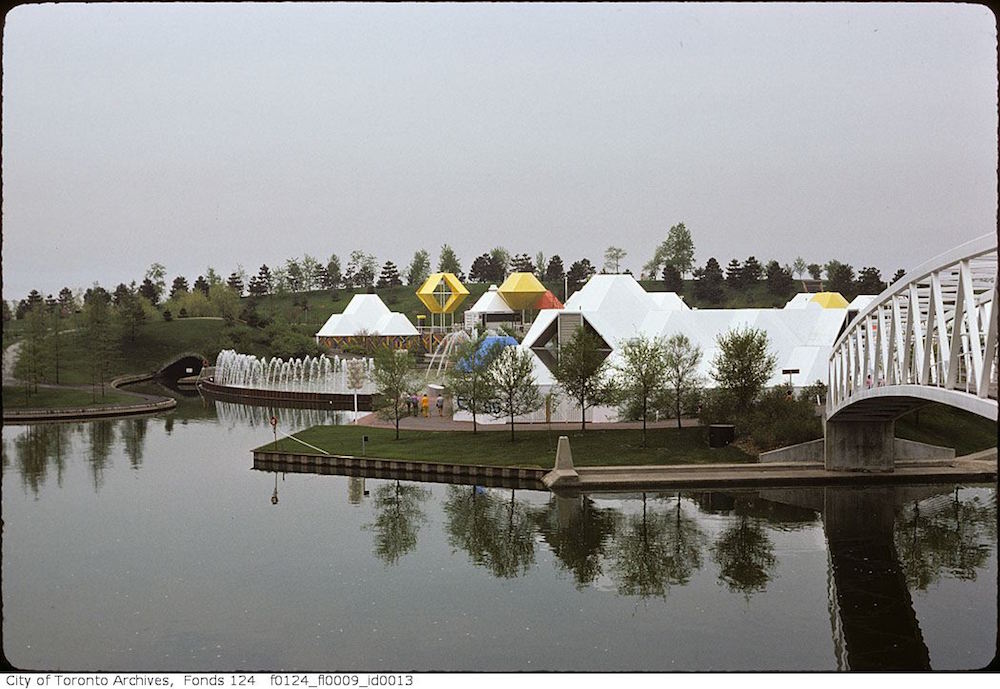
<box><xmin>2</xmin><ymin>388</ymin><xmax>996</xmax><ymax>671</ymax></box>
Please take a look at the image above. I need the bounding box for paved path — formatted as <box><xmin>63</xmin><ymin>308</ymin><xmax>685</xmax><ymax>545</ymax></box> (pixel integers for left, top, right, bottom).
<box><xmin>355</xmin><ymin>410</ymin><xmax>702</xmax><ymax>432</ymax></box>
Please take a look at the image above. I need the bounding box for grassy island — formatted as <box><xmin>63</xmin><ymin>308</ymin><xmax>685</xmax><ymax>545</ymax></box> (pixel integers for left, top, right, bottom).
<box><xmin>257</xmin><ymin>424</ymin><xmax>754</xmax><ymax>468</ymax></box>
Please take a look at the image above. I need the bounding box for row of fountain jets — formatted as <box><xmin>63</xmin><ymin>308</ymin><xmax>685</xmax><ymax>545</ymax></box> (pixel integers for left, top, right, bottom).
<box><xmin>213</xmin><ymin>349</ymin><xmax>378</xmax><ymax>394</ymax></box>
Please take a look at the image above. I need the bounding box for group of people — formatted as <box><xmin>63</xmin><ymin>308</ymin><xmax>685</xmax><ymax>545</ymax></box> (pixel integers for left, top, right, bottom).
<box><xmin>404</xmin><ymin>392</ymin><xmax>444</xmax><ymax>417</ymax></box>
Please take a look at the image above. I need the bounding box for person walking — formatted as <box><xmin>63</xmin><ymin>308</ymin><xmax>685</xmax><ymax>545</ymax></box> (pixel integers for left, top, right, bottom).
<box><xmin>435</xmin><ymin>395</ymin><xmax>444</xmax><ymax>417</ymax></box>
<box><xmin>410</xmin><ymin>393</ymin><xmax>419</xmax><ymax>416</ymax></box>
<box><xmin>421</xmin><ymin>393</ymin><xmax>430</xmax><ymax>418</ymax></box>
<box><xmin>405</xmin><ymin>395</ymin><xmax>413</xmax><ymax>417</ymax></box>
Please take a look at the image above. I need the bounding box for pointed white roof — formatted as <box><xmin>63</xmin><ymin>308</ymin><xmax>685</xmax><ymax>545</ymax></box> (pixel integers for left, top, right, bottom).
<box><xmin>467</xmin><ymin>285</ymin><xmax>514</xmax><ymax>314</ymax></box>
<box><xmin>316</xmin><ymin>294</ymin><xmax>418</xmax><ymax>337</ymax></box>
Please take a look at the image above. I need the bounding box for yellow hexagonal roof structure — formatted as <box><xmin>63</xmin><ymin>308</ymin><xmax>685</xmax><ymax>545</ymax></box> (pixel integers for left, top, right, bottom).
<box><xmin>810</xmin><ymin>292</ymin><xmax>849</xmax><ymax>309</ymax></box>
<box><xmin>498</xmin><ymin>272</ymin><xmax>547</xmax><ymax>310</ymax></box>
<box><xmin>416</xmin><ymin>272</ymin><xmax>470</xmax><ymax>313</ymax></box>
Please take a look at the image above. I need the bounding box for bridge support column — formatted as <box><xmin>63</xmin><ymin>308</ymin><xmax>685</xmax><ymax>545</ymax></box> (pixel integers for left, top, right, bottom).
<box><xmin>824</xmin><ymin>419</ymin><xmax>895</xmax><ymax>472</ymax></box>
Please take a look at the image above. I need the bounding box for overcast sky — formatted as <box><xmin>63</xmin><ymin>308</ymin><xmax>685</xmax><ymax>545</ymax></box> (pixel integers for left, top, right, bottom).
<box><xmin>2</xmin><ymin>2</ymin><xmax>997</xmax><ymax>300</ymax></box>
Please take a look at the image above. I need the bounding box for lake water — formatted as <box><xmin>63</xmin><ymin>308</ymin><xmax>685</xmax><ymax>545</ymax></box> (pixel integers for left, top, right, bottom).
<box><xmin>2</xmin><ymin>388</ymin><xmax>996</xmax><ymax>671</ymax></box>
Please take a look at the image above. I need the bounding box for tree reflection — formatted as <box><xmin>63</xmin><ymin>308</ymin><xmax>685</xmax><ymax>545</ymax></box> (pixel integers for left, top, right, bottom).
<box><xmin>894</xmin><ymin>488</ymin><xmax>997</xmax><ymax>590</ymax></box>
<box><xmin>6</xmin><ymin>424</ymin><xmax>70</xmax><ymax>496</ymax></box>
<box><xmin>364</xmin><ymin>479</ymin><xmax>430</xmax><ymax>565</ymax></box>
<box><xmin>610</xmin><ymin>493</ymin><xmax>706</xmax><ymax>599</ymax></box>
<box><xmin>443</xmin><ymin>485</ymin><xmax>536</xmax><ymax>578</ymax></box>
<box><xmin>712</xmin><ymin>513</ymin><xmax>776</xmax><ymax>597</ymax></box>
<box><xmin>87</xmin><ymin>420</ymin><xmax>116</xmax><ymax>491</ymax></box>
<box><xmin>532</xmin><ymin>495</ymin><xmax>617</xmax><ymax>587</ymax></box>
<box><xmin>122</xmin><ymin>418</ymin><xmax>148</xmax><ymax>469</ymax></box>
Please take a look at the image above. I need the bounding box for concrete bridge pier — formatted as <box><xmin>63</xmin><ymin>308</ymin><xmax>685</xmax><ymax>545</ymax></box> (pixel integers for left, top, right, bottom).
<box><xmin>824</xmin><ymin>418</ymin><xmax>895</xmax><ymax>472</ymax></box>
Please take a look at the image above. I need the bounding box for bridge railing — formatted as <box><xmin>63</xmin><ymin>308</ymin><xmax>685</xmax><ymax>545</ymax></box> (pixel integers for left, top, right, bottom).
<box><xmin>827</xmin><ymin>234</ymin><xmax>998</xmax><ymax>416</ymax></box>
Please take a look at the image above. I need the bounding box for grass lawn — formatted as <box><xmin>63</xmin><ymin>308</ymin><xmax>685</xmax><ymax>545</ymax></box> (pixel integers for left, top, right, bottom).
<box><xmin>258</xmin><ymin>424</ymin><xmax>754</xmax><ymax>468</ymax></box>
<box><xmin>2</xmin><ymin>385</ymin><xmax>140</xmax><ymax>410</ymax></box>
<box><xmin>895</xmin><ymin>403</ymin><xmax>998</xmax><ymax>456</ymax></box>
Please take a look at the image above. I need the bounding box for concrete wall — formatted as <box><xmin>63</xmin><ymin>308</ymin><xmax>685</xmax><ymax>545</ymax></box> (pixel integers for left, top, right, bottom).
<box><xmin>760</xmin><ymin>433</ymin><xmax>955</xmax><ymax>465</ymax></box>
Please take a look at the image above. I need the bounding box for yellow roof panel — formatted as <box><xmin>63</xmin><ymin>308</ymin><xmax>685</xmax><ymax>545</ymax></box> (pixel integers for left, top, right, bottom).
<box><xmin>498</xmin><ymin>272</ymin><xmax>546</xmax><ymax>310</ymax></box>
<box><xmin>810</xmin><ymin>292</ymin><xmax>849</xmax><ymax>309</ymax></box>
<box><xmin>416</xmin><ymin>272</ymin><xmax>469</xmax><ymax>313</ymax></box>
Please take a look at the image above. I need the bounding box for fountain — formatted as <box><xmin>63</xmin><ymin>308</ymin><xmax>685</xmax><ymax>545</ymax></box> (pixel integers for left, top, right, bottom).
<box><xmin>212</xmin><ymin>350</ymin><xmax>377</xmax><ymax>395</ymax></box>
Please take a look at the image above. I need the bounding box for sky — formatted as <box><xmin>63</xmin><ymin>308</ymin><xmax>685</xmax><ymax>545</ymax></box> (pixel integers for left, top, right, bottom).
<box><xmin>2</xmin><ymin>2</ymin><xmax>997</xmax><ymax>301</ymax></box>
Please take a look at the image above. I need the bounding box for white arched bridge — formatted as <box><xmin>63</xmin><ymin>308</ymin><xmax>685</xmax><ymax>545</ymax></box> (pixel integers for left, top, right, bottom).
<box><xmin>824</xmin><ymin>233</ymin><xmax>997</xmax><ymax>470</ymax></box>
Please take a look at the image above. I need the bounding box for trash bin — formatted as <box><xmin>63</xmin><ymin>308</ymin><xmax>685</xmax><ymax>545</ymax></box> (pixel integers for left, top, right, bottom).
<box><xmin>708</xmin><ymin>424</ymin><xmax>735</xmax><ymax>448</ymax></box>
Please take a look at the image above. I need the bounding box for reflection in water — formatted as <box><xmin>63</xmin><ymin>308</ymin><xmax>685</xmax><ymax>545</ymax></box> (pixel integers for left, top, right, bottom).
<box><xmin>214</xmin><ymin>400</ymin><xmax>349</xmax><ymax>430</ymax></box>
<box><xmin>894</xmin><ymin>488</ymin><xmax>998</xmax><ymax>590</ymax></box>
<box><xmin>610</xmin><ymin>493</ymin><xmax>707</xmax><ymax>599</ymax></box>
<box><xmin>532</xmin><ymin>495</ymin><xmax>617</xmax><ymax>587</ymax></box>
<box><xmin>122</xmin><ymin>418</ymin><xmax>148</xmax><ymax>469</ymax></box>
<box><xmin>712</xmin><ymin>513</ymin><xmax>777</xmax><ymax>597</ymax></box>
<box><xmin>443</xmin><ymin>486</ymin><xmax>536</xmax><ymax>578</ymax></box>
<box><xmin>4</xmin><ymin>423</ymin><xmax>70</xmax><ymax>496</ymax></box>
<box><xmin>364</xmin><ymin>480</ymin><xmax>431</xmax><ymax>565</ymax></box>
<box><xmin>87</xmin><ymin>420</ymin><xmax>116</xmax><ymax>492</ymax></box>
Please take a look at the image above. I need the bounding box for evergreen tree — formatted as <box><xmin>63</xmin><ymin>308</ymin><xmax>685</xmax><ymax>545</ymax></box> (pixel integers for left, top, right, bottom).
<box><xmin>193</xmin><ymin>275</ymin><xmax>210</xmax><ymax>296</ymax></box>
<box><xmin>285</xmin><ymin>258</ymin><xmax>304</xmax><ymax>292</ymax></box>
<box><xmin>545</xmin><ymin>255</ymin><xmax>566</xmax><ymax>283</ymax></box>
<box><xmin>741</xmin><ymin>256</ymin><xmax>763</xmax><ymax>284</ymax></box>
<box><xmin>807</xmin><ymin>263</ymin><xmax>823</xmax><ymax>280</ymax></box>
<box><xmin>510</xmin><ymin>253</ymin><xmax>534</xmax><ymax>273</ymax></box>
<box><xmin>170</xmin><ymin>276</ymin><xmax>189</xmax><ymax>300</ymax></box>
<box><xmin>725</xmin><ymin>259</ymin><xmax>743</xmax><ymax>286</ymax></box>
<box><xmin>765</xmin><ymin>260</ymin><xmax>793</xmax><ymax>295</ymax></box>
<box><xmin>489</xmin><ymin>247</ymin><xmax>511</xmax><ymax>279</ymax></box>
<box><xmin>890</xmin><ymin>268</ymin><xmax>906</xmax><ymax>285</ymax></box>
<box><xmin>855</xmin><ymin>266</ymin><xmax>886</xmax><ymax>295</ymax></box>
<box><xmin>326</xmin><ymin>254</ymin><xmax>342</xmax><ymax>289</ymax></box>
<box><xmin>112</xmin><ymin>283</ymin><xmax>130</xmax><ymax>306</ymax></box>
<box><xmin>661</xmin><ymin>264</ymin><xmax>684</xmax><ymax>293</ymax></box>
<box><xmin>57</xmin><ymin>287</ymin><xmax>76</xmax><ymax>316</ymax></box>
<box><xmin>256</xmin><ymin>264</ymin><xmax>273</xmax><ymax>294</ymax></box>
<box><xmin>825</xmin><ymin>260</ymin><xmax>855</xmax><ymax>296</ymax></box>
<box><xmin>566</xmin><ymin>259</ymin><xmax>596</xmax><ymax>296</ymax></box>
<box><xmin>469</xmin><ymin>253</ymin><xmax>493</xmax><ymax>283</ymax></box>
<box><xmin>377</xmin><ymin>261</ymin><xmax>403</xmax><ymax>288</ymax></box>
<box><xmin>138</xmin><ymin>278</ymin><xmax>160</xmax><ymax>305</ymax></box>
<box><xmin>226</xmin><ymin>272</ymin><xmax>244</xmax><ymax>296</ymax></box>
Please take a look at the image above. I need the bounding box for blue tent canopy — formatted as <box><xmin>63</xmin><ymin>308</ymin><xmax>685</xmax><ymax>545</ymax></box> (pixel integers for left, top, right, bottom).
<box><xmin>456</xmin><ymin>335</ymin><xmax>518</xmax><ymax>371</ymax></box>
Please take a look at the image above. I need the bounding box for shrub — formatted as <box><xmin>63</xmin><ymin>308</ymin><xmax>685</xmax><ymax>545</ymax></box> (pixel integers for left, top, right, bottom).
<box><xmin>162</xmin><ymin>310</ymin><xmax>173</xmax><ymax>322</ymax></box>
<box><xmin>746</xmin><ymin>387</ymin><xmax>823</xmax><ymax>451</ymax></box>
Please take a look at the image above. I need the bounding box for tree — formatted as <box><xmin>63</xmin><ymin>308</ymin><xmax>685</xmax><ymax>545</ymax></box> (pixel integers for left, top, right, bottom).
<box><xmin>890</xmin><ymin>268</ymin><xmax>906</xmax><ymax>285</ymax></box>
<box><xmin>377</xmin><ymin>261</ymin><xmax>403</xmax><ymax>288</ymax></box>
<box><xmin>406</xmin><ymin>249</ymin><xmax>431</xmax><ymax>286</ymax></box>
<box><xmin>710</xmin><ymin>327</ymin><xmax>777</xmax><ymax>410</ymax></box>
<box><xmin>193</xmin><ymin>275</ymin><xmax>210</xmax><ymax>296</ymax></box>
<box><xmin>488</xmin><ymin>346</ymin><xmax>542</xmax><ymax>441</ymax></box>
<box><xmin>765</xmin><ymin>260</ymin><xmax>794</xmax><ymax>295</ymax></box>
<box><xmin>510</xmin><ymin>253</ymin><xmax>534</xmax><ymax>273</ymax></box>
<box><xmin>825</xmin><ymin>260</ymin><xmax>855</xmax><ymax>296</ymax></box>
<box><xmin>1</xmin><ymin>300</ymin><xmax>11</xmax><ymax>322</ymax></box>
<box><xmin>712</xmin><ymin>513</ymin><xmax>776</xmax><ymax>597</ymax></box>
<box><xmin>204</xmin><ymin>267</ymin><xmax>223</xmax><ymax>286</ymax></box>
<box><xmin>115</xmin><ymin>288</ymin><xmax>147</xmax><ymax>342</ymax></box>
<box><xmin>741</xmin><ymin>256</ymin><xmax>763</xmax><ymax>284</ymax></box>
<box><xmin>545</xmin><ymin>255</ymin><xmax>566</xmax><ymax>283</ymax></box>
<box><xmin>226</xmin><ymin>272</ymin><xmax>244</xmax><ymax>296</ymax></box>
<box><xmin>855</xmin><ymin>266</ymin><xmax>886</xmax><ymax>295</ymax></box>
<box><xmin>285</xmin><ymin>258</ymin><xmax>304</xmax><ymax>292</ymax></box>
<box><xmin>138</xmin><ymin>278</ymin><xmax>160</xmax><ymax>305</ymax></box>
<box><xmin>145</xmin><ymin>263</ymin><xmax>166</xmax><ymax>300</ymax></box>
<box><xmin>725</xmin><ymin>258</ymin><xmax>743</xmax><ymax>286</ymax></box>
<box><xmin>326</xmin><ymin>254</ymin><xmax>342</xmax><ymax>289</ymax></box>
<box><xmin>438</xmin><ymin>244</ymin><xmax>463</xmax><ymax>278</ymax></box>
<box><xmin>566</xmin><ymin>259</ymin><xmax>596</xmax><ymax>296</ymax></box>
<box><xmin>371</xmin><ymin>347</ymin><xmax>419</xmax><ymax>440</ymax></box>
<box><xmin>663</xmin><ymin>334</ymin><xmax>703</xmax><ymax>429</ymax></box>
<box><xmin>489</xmin><ymin>247</ymin><xmax>511</xmax><ymax>280</ymax></box>
<box><xmin>612</xmin><ymin>335</ymin><xmax>669</xmax><ymax>445</ymax></box>
<box><xmin>447</xmin><ymin>335</ymin><xmax>502</xmax><ymax>433</ymax></box>
<box><xmin>468</xmin><ymin>253</ymin><xmax>493</xmax><ymax>283</ymax></box>
<box><xmin>169</xmin><ymin>276</ymin><xmax>189</xmax><ymax>300</ymax></box>
<box><xmin>807</xmin><ymin>263</ymin><xmax>822</xmax><ymax>280</ymax></box>
<box><xmin>364</xmin><ymin>480</ymin><xmax>430</xmax><ymax>566</ymax></box>
<box><xmin>57</xmin><ymin>287</ymin><xmax>76</xmax><ymax>316</ymax></box>
<box><xmin>692</xmin><ymin>257</ymin><xmax>725</xmax><ymax>304</ymax></box>
<box><xmin>553</xmin><ymin>326</ymin><xmax>610</xmax><ymax>431</ymax></box>
<box><xmin>81</xmin><ymin>294</ymin><xmax>114</xmax><ymax>400</ymax></box>
<box><xmin>603</xmin><ymin>246</ymin><xmax>627</xmax><ymax>274</ymax></box>
<box><xmin>792</xmin><ymin>257</ymin><xmax>807</xmax><ymax>279</ymax></box>
<box><xmin>300</xmin><ymin>254</ymin><xmax>322</xmax><ymax>290</ymax></box>
<box><xmin>661</xmin><ymin>264</ymin><xmax>683</xmax><ymax>293</ymax></box>
<box><xmin>534</xmin><ymin>252</ymin><xmax>547</xmax><ymax>281</ymax></box>
<box><xmin>345</xmin><ymin>250</ymin><xmax>377</xmax><ymax>289</ymax></box>
<box><xmin>644</xmin><ymin>222</ymin><xmax>695</xmax><ymax>278</ymax></box>
<box><xmin>112</xmin><ymin>283</ymin><xmax>130</xmax><ymax>306</ymax></box>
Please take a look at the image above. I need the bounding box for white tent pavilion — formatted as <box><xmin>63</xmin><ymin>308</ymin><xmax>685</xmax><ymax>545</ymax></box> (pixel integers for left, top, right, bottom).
<box><xmin>463</xmin><ymin>284</ymin><xmax>518</xmax><ymax>330</ymax></box>
<box><xmin>315</xmin><ymin>294</ymin><xmax>418</xmax><ymax>340</ymax></box>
